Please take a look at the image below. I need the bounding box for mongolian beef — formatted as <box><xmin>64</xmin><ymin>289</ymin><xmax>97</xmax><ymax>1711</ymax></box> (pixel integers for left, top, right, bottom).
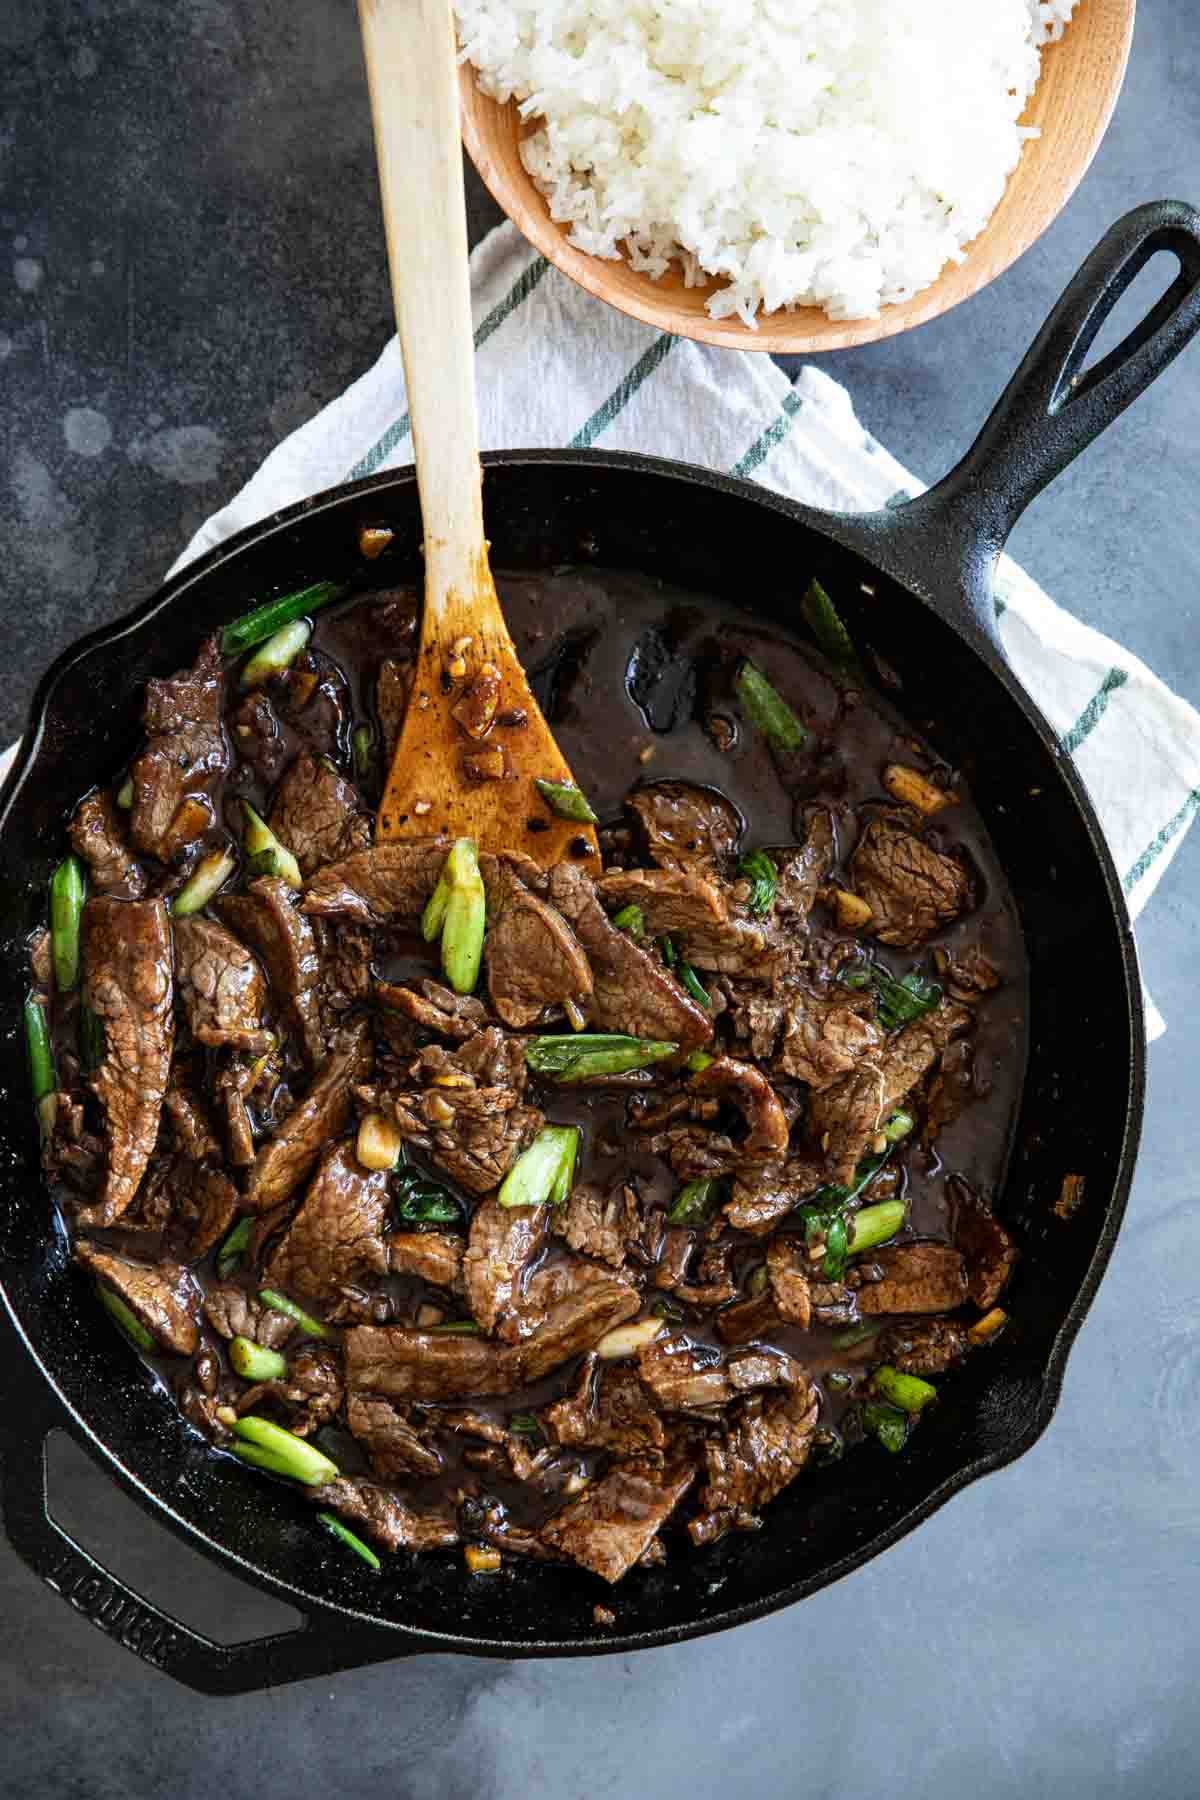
<box><xmin>25</xmin><ymin>557</ymin><xmax>1024</xmax><ymax>1586</ymax></box>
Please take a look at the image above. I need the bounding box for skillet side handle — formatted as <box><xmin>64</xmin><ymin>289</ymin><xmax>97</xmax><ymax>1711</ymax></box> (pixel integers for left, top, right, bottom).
<box><xmin>0</xmin><ymin>1380</ymin><xmax>409</xmax><ymax>1694</ymax></box>
<box><xmin>888</xmin><ymin>201</ymin><xmax>1200</xmax><ymax>642</ymax></box>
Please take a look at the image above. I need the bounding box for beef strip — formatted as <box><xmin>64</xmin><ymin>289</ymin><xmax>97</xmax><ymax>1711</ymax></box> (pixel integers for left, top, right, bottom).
<box><xmin>807</xmin><ymin>999</ymin><xmax>972</xmax><ymax>1186</ymax></box>
<box><xmin>724</xmin><ymin>1156</ymin><xmax>824</xmax><ymax>1234</ymax></box>
<box><xmin>314</xmin><ymin>918</ymin><xmax>373</xmax><ymax>1020</ymax></box>
<box><xmin>217</xmin><ymin>876</ymin><xmax>325</xmax><ymax>1066</ymax></box>
<box><xmin>874</xmin><ymin>1318</ymin><xmax>971</xmax><ymax>1376</ymax></box>
<box><xmin>594</xmin><ymin>867</ymin><xmax>730</xmax><ymax>936</ymax></box>
<box><xmin>462</xmin><ymin>1194</ymin><xmax>550</xmax><ymax>1339</ymax></box>
<box><xmin>766</xmin><ymin>1235</ymin><xmax>813</xmax><ymax>1328</ymax></box>
<box><xmin>243</xmin><ymin>1017</ymin><xmax>373</xmax><ymax>1212</ymax></box>
<box><xmin>773</xmin><ymin>810</ymin><xmax>835</xmax><ymax>919</ymax></box>
<box><xmin>346</xmin><ymin>1392</ymin><xmax>444</xmax><ymax>1477</ymax></box>
<box><xmin>172</xmin><ymin>915</ymin><xmax>273</xmax><ymax>1054</ymax></box>
<box><xmin>263</xmin><ymin>1139</ymin><xmax>391</xmax><ymax>1302</ymax></box>
<box><xmin>953</xmin><ymin>1189</ymin><xmax>1018</xmax><ymax>1310</ymax></box>
<box><xmin>75</xmin><ymin>1240</ymin><xmax>200</xmax><ymax>1355</ymax></box>
<box><xmin>228</xmin><ymin>689</ymin><xmax>288</xmax><ymax>783</ymax></box>
<box><xmin>387</xmin><ymin>1231</ymin><xmax>464</xmax><ymax>1289</ymax></box>
<box><xmin>771</xmin><ymin>985</ymin><xmax>883</xmax><ymax>1091</ymax></box>
<box><xmin>129</xmin><ymin>1153</ymin><xmax>239</xmax><ymax>1263</ymax></box>
<box><xmin>309</xmin><ymin>1478</ymin><xmax>459</xmax><ymax>1552</ymax></box>
<box><xmin>940</xmin><ymin>944</ymin><xmax>1003</xmax><ymax>1003</ymax></box>
<box><xmin>267</xmin><ymin>751</ymin><xmax>371</xmax><ymax>878</ymax></box>
<box><xmin>556</xmin><ymin>1182</ymin><xmax>640</xmax><ymax>1271</ymax></box>
<box><xmin>548</xmin><ymin>862</ymin><xmax>712</xmax><ymax>1052</ymax></box>
<box><xmin>653</xmin><ymin>1226</ymin><xmax>696</xmax><ymax>1291</ymax></box>
<box><xmin>922</xmin><ymin>1038</ymin><xmax>977</xmax><ymax>1143</ymax></box>
<box><xmin>637</xmin><ymin>1335</ymin><xmax>806</xmax><ymax>1411</ymax></box>
<box><xmin>627</xmin><ymin>781</ymin><xmax>741</xmax><ymax>877</ymax></box>
<box><xmin>544</xmin><ymin>1355</ymin><xmax>668</xmax><ymax>1458</ymax></box>
<box><xmin>540</xmin><ymin>1461</ymin><xmax>696</xmax><ymax>1584</ymax></box>
<box><xmin>237</xmin><ymin>1345</ymin><xmax>344</xmax><ymax>1436</ymax></box>
<box><xmin>376</xmin><ymin>979</ymin><xmax>488</xmax><ymax>1042</ymax></box>
<box><xmin>849</xmin><ymin>817</ymin><xmax>971</xmax><ymax>949</ymax></box>
<box><xmin>690</xmin><ymin>1057</ymin><xmax>790</xmax><ymax>1155</ymax></box>
<box><xmin>302</xmin><ymin>839</ymin><xmax>544</xmax><ymax>928</ymax></box>
<box><xmin>689</xmin><ymin>1385</ymin><xmax>819</xmax><ymax>1544</ymax></box>
<box><xmin>129</xmin><ymin>636</ymin><xmax>227</xmax><ymax>860</ymax></box>
<box><xmin>214</xmin><ymin>1064</ymin><xmax>257</xmax><ymax>1167</ymax></box>
<box><xmin>375</xmin><ymin>657</ymin><xmax>410</xmax><ymax>766</ymax></box>
<box><xmin>203</xmin><ymin>1284</ymin><xmax>295</xmax><ymax>1350</ymax></box>
<box><xmin>857</xmin><ymin>1243</ymin><xmax>969</xmax><ymax>1314</ymax></box>
<box><xmin>69</xmin><ymin>790</ymin><xmax>146</xmax><ymax>897</ymax></box>
<box><xmin>163</xmin><ymin>1078</ymin><xmax>220</xmax><ymax>1161</ymax></box>
<box><xmin>76</xmin><ymin>897</ymin><xmax>174</xmax><ymax>1229</ymax></box>
<box><xmin>484</xmin><ymin>884</ymin><xmax>593</xmax><ymax>1028</ymax></box>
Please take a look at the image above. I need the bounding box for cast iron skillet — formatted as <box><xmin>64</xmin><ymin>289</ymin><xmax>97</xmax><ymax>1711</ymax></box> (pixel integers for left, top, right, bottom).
<box><xmin>1</xmin><ymin>204</ymin><xmax>1198</xmax><ymax>1694</ymax></box>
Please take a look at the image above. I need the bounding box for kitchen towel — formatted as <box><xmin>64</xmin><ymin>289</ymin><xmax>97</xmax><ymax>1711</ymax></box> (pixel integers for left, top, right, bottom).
<box><xmin>157</xmin><ymin>223</ymin><xmax>1200</xmax><ymax>1036</ymax></box>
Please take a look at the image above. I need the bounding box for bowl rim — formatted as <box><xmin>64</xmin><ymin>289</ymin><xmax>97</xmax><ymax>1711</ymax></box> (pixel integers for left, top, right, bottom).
<box><xmin>458</xmin><ymin>0</ymin><xmax>1136</xmax><ymax>354</ymax></box>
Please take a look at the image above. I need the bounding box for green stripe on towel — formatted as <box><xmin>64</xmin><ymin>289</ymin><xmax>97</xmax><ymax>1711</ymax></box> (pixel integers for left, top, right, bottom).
<box><xmin>730</xmin><ymin>387</ymin><xmax>804</xmax><ymax>480</ymax></box>
<box><xmin>1061</xmin><ymin>666</ymin><xmax>1129</xmax><ymax>756</ymax></box>
<box><xmin>1124</xmin><ymin>789</ymin><xmax>1200</xmax><ymax>894</ymax></box>
<box><xmin>569</xmin><ymin>334</ymin><xmax>677</xmax><ymax>449</ymax></box>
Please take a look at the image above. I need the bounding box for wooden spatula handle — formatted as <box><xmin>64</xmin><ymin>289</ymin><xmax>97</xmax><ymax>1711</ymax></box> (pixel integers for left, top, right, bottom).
<box><xmin>358</xmin><ymin>0</ymin><xmax>485</xmax><ymax>616</ymax></box>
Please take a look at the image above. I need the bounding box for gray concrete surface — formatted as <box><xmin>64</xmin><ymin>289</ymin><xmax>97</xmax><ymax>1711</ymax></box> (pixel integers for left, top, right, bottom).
<box><xmin>2</xmin><ymin>1</ymin><xmax>1198</xmax><ymax>1794</ymax></box>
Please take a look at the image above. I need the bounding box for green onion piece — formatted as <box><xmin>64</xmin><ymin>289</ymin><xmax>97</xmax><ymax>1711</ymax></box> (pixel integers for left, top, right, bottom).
<box><xmin>524</xmin><ymin>1034</ymin><xmax>678</xmax><ymax>1082</ymax></box>
<box><xmin>800</xmin><ymin>579</ymin><xmax>863</xmax><ymax>676</ymax></box>
<box><xmin>881</xmin><ymin>1108</ymin><xmax>915</xmax><ymax>1144</ymax></box>
<box><xmin>438</xmin><ymin>839</ymin><xmax>486</xmax><ymax>996</ymax></box>
<box><xmin>872</xmin><ymin>1364</ymin><xmax>937</xmax><ymax>1414</ymax></box>
<box><xmin>352</xmin><ymin>723</ymin><xmax>374</xmax><ymax>784</ymax></box>
<box><xmin>115</xmin><ymin>778</ymin><xmax>134</xmax><ymax>810</ymax></box>
<box><xmin>667</xmin><ymin>1176</ymin><xmax>724</xmax><ymax>1227</ymax></box>
<box><xmin>848</xmin><ymin>1199</ymin><xmax>907</xmax><ymax>1257</ymax></box>
<box><xmin>393</xmin><ymin>1170</ymin><xmax>461</xmax><ymax>1227</ymax></box>
<box><xmin>498</xmin><ymin>1125</ymin><xmax>581</xmax><ymax>1210</ymax></box>
<box><xmin>734</xmin><ymin>660</ymin><xmax>809</xmax><ymax>753</ymax></box>
<box><xmin>651</xmin><ymin>1296</ymin><xmax>686</xmax><ymax>1324</ymax></box>
<box><xmin>839</xmin><ymin>966</ymin><xmax>872</xmax><ymax>992</ymax></box>
<box><xmin>685</xmin><ymin>1049</ymin><xmax>714</xmax><ymax>1073</ymax></box>
<box><xmin>24</xmin><ymin>994</ymin><xmax>54</xmax><ymax>1107</ymax></box>
<box><xmin>50</xmin><ymin>855</ymin><xmax>85</xmax><ymax>991</ymax></box>
<box><xmin>258</xmin><ymin>1288</ymin><xmax>329</xmax><ymax>1340</ymax></box>
<box><xmin>427</xmin><ymin>1319</ymin><xmax>484</xmax><ymax>1335</ymax></box>
<box><xmin>677</xmin><ymin>962</ymin><xmax>710</xmax><ymax>1009</ymax></box>
<box><xmin>805</xmin><ymin>1146</ymin><xmax>891</xmax><ymax>1215</ymax></box>
<box><xmin>172</xmin><ymin>846</ymin><xmax>237</xmax><ymax>917</ymax></box>
<box><xmin>611</xmin><ymin>903</ymin><xmax>646</xmax><ymax>943</ymax></box>
<box><xmin>242</xmin><ymin>804</ymin><xmax>302</xmax><ymax>891</ymax></box>
<box><xmin>421</xmin><ymin>861</ymin><xmax>453</xmax><ymax>942</ymax></box>
<box><xmin>317</xmin><ymin>1510</ymin><xmax>381</xmax><ymax>1572</ymax></box>
<box><xmin>861</xmin><ymin>1398</ymin><xmax>909</xmax><ymax>1454</ymax></box>
<box><xmin>231</xmin><ymin>1415</ymin><xmax>339</xmax><ymax>1486</ymax></box>
<box><xmin>96</xmin><ymin>1282</ymin><xmax>155</xmax><ymax>1353</ymax></box>
<box><xmin>821</xmin><ymin>1213</ymin><xmax>850</xmax><ymax>1281</ymax></box>
<box><xmin>831</xmin><ymin>1321</ymin><xmax>882</xmax><ymax>1351</ymax></box>
<box><xmin>221</xmin><ymin>579</ymin><xmax>348</xmax><ymax>656</ymax></box>
<box><xmin>736</xmin><ymin>849</ymin><xmax>778</xmax><ymax>918</ymax></box>
<box><xmin>241</xmin><ymin>619</ymin><xmax>312</xmax><ymax>689</ymax></box>
<box><xmin>872</xmin><ymin>969</ymin><xmax>943</xmax><ymax>1031</ymax></box>
<box><xmin>826</xmin><ymin>1370</ymin><xmax>853</xmax><ymax>1393</ymax></box>
<box><xmin>533</xmin><ymin>778</ymin><xmax>598</xmax><ymax>825</ymax></box>
<box><xmin>216</xmin><ymin>1216</ymin><xmax>253</xmax><ymax>1279</ymax></box>
<box><xmin>229</xmin><ymin>1336</ymin><xmax>288</xmax><ymax>1381</ymax></box>
<box><xmin>79</xmin><ymin>999</ymin><xmax>104</xmax><ymax>1073</ymax></box>
<box><xmin>508</xmin><ymin>1414</ymin><xmax>541</xmax><ymax>1437</ymax></box>
<box><xmin>657</xmin><ymin>938</ymin><xmax>675</xmax><ymax>970</ymax></box>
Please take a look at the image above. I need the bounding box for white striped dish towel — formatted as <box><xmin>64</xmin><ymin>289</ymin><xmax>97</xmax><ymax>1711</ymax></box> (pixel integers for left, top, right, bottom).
<box><xmin>62</xmin><ymin>224</ymin><xmax>1200</xmax><ymax>1036</ymax></box>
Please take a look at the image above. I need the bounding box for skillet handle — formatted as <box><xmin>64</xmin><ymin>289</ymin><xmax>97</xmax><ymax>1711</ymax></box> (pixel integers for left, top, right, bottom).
<box><xmin>0</xmin><ymin>1379</ymin><xmax>409</xmax><ymax>1695</ymax></box>
<box><xmin>885</xmin><ymin>201</ymin><xmax>1200</xmax><ymax>643</ymax></box>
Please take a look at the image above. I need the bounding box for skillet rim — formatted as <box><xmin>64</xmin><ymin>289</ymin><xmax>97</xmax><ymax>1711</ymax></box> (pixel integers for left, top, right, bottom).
<box><xmin>0</xmin><ymin>449</ymin><xmax>1146</xmax><ymax>1661</ymax></box>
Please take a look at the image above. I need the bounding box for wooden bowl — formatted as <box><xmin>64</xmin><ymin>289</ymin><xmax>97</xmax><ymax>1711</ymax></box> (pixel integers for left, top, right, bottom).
<box><xmin>459</xmin><ymin>0</ymin><xmax>1135</xmax><ymax>353</ymax></box>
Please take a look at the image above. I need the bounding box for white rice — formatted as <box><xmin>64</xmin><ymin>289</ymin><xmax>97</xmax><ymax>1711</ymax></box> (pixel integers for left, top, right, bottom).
<box><xmin>456</xmin><ymin>0</ymin><xmax>1080</xmax><ymax>325</ymax></box>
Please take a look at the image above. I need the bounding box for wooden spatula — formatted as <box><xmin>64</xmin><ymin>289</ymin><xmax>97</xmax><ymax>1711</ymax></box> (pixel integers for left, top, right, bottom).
<box><xmin>357</xmin><ymin>0</ymin><xmax>599</xmax><ymax>870</ymax></box>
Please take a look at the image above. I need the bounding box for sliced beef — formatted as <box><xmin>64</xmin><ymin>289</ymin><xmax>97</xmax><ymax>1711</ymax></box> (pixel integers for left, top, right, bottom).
<box><xmin>77</xmin><ymin>897</ymin><xmax>174</xmax><ymax>1229</ymax></box>
<box><xmin>130</xmin><ymin>1153</ymin><xmax>239</xmax><ymax>1263</ymax></box>
<box><xmin>922</xmin><ymin>1038</ymin><xmax>977</xmax><ymax>1143</ymax></box>
<box><xmin>857</xmin><ymin>1243</ymin><xmax>969</xmax><ymax>1315</ymax></box>
<box><xmin>243</xmin><ymin>1017</ymin><xmax>373</xmax><ymax>1212</ymax></box>
<box><xmin>637</xmin><ymin>1335</ymin><xmax>806</xmax><ymax>1411</ymax></box>
<box><xmin>263</xmin><ymin>1139</ymin><xmax>391</xmax><ymax>1302</ymax></box>
<box><xmin>365</xmin><ymin>1028</ymin><xmax>542</xmax><ymax>1197</ymax></box>
<box><xmin>548</xmin><ymin>862</ymin><xmax>712</xmax><ymax>1053</ymax></box>
<box><xmin>771</xmin><ymin>986</ymin><xmax>883</xmax><ymax>1091</ymax></box>
<box><xmin>236</xmin><ymin>1345</ymin><xmax>344</xmax><ymax>1437</ymax></box>
<box><xmin>941</xmin><ymin>945</ymin><xmax>1003</xmax><ymax>1004</ymax></box>
<box><xmin>163</xmin><ymin>1078</ymin><xmax>220</xmax><ymax>1161</ymax></box>
<box><xmin>346</xmin><ymin>1392</ymin><xmax>444</xmax><ymax>1478</ymax></box>
<box><xmin>773</xmin><ymin>810</ymin><xmax>835</xmax><ymax>919</ymax></box>
<box><xmin>594</xmin><ymin>867</ymin><xmax>730</xmax><ymax>937</ymax></box>
<box><xmin>228</xmin><ymin>689</ymin><xmax>288</xmax><ymax>783</ymax></box>
<box><xmin>376</xmin><ymin>979</ymin><xmax>488</xmax><ymax>1043</ymax></box>
<box><xmin>302</xmin><ymin>839</ymin><xmax>544</xmax><ymax>929</ymax></box>
<box><xmin>267</xmin><ymin>751</ymin><xmax>371</xmax><ymax>879</ymax></box>
<box><xmin>387</xmin><ymin>1231</ymin><xmax>464</xmax><ymax>1289</ymax></box>
<box><xmin>314</xmin><ymin>918</ymin><xmax>373</xmax><ymax>1020</ymax></box>
<box><xmin>874</xmin><ymin>1318</ymin><xmax>971</xmax><ymax>1376</ymax></box>
<box><xmin>627</xmin><ymin>782</ymin><xmax>741</xmax><ymax>877</ymax></box>
<box><xmin>463</xmin><ymin>1194</ymin><xmax>550</xmax><ymax>1339</ymax></box>
<box><xmin>849</xmin><ymin>817</ymin><xmax>971</xmax><ymax>949</ymax></box>
<box><xmin>69</xmin><ymin>790</ymin><xmax>146</xmax><ymax>898</ymax></box>
<box><xmin>375</xmin><ymin>656</ymin><xmax>410</xmax><ymax>766</ymax></box>
<box><xmin>542</xmin><ymin>1461</ymin><xmax>695</xmax><ymax>1584</ymax></box>
<box><xmin>217</xmin><ymin>876</ymin><xmax>324</xmax><ymax>1067</ymax></box>
<box><xmin>807</xmin><ymin>1000</ymin><xmax>972</xmax><ymax>1186</ymax></box>
<box><xmin>309</xmin><ymin>1477</ymin><xmax>459</xmax><ymax>1552</ymax></box>
<box><xmin>653</xmin><ymin>1226</ymin><xmax>696</xmax><ymax>1291</ymax></box>
<box><xmin>691</xmin><ymin>1057</ymin><xmax>789</xmax><ymax>1155</ymax></box>
<box><xmin>215</xmin><ymin>1064</ymin><xmax>257</xmax><ymax>1167</ymax></box>
<box><xmin>690</xmin><ymin>1385</ymin><xmax>818</xmax><ymax>1543</ymax></box>
<box><xmin>953</xmin><ymin>1189</ymin><xmax>1017</xmax><ymax>1310</ymax></box>
<box><xmin>766</xmin><ymin>1235</ymin><xmax>813</xmax><ymax>1328</ymax></box>
<box><xmin>724</xmin><ymin>1156</ymin><xmax>824</xmax><ymax>1234</ymax></box>
<box><xmin>75</xmin><ymin>1240</ymin><xmax>200</xmax><ymax>1355</ymax></box>
<box><xmin>544</xmin><ymin>1356</ymin><xmax>668</xmax><ymax>1458</ymax></box>
<box><xmin>129</xmin><ymin>636</ymin><xmax>227</xmax><ymax>860</ymax></box>
<box><xmin>172</xmin><ymin>915</ymin><xmax>273</xmax><ymax>1054</ymax></box>
<box><xmin>203</xmin><ymin>1284</ymin><xmax>295</xmax><ymax>1350</ymax></box>
<box><xmin>516</xmin><ymin>1266</ymin><xmax>640</xmax><ymax>1379</ymax></box>
<box><xmin>556</xmin><ymin>1182</ymin><xmax>639</xmax><ymax>1271</ymax></box>
<box><xmin>713</xmin><ymin>1289</ymin><xmax>779</xmax><ymax>1345</ymax></box>
<box><xmin>485</xmin><ymin>884</ymin><xmax>593</xmax><ymax>1029</ymax></box>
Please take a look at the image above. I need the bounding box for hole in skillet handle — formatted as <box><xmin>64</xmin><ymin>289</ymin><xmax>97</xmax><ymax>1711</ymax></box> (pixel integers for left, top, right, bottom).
<box><xmin>858</xmin><ymin>201</ymin><xmax>1200</xmax><ymax>651</ymax></box>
